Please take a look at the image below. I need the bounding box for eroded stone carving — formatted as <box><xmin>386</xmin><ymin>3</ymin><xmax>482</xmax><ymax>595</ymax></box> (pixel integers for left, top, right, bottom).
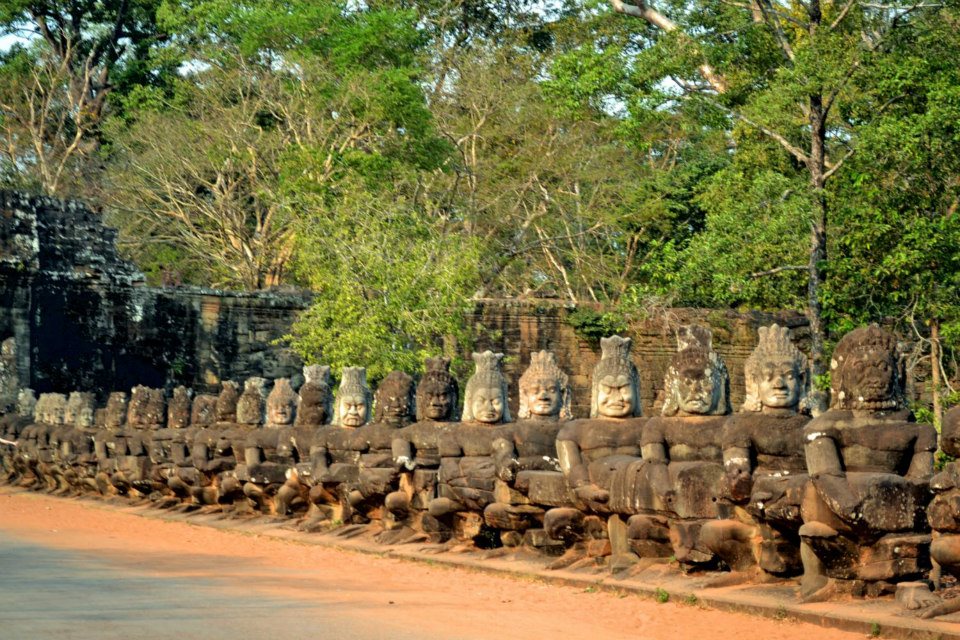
<box><xmin>216</xmin><ymin>381</ymin><xmax>240</xmax><ymax>424</ymax></box>
<box><xmin>66</xmin><ymin>392</ymin><xmax>96</xmax><ymax>428</ymax></box>
<box><xmin>701</xmin><ymin>324</ymin><xmax>811</xmax><ymax>579</ymax></box>
<box><xmin>554</xmin><ymin>336</ymin><xmax>644</xmax><ymax>508</ymax></box>
<box><xmin>167</xmin><ymin>386</ymin><xmax>193</xmax><ymax>429</ymax></box>
<box><xmin>385</xmin><ymin>357</ymin><xmax>459</xmax><ymax>535</ymax></box>
<box><xmin>333</xmin><ymin>371</ymin><xmax>418</xmax><ymax>525</ymax></box>
<box><xmin>105</xmin><ymin>392</ymin><xmax>129</xmax><ymax>430</ymax></box>
<box><xmin>920</xmin><ymin>405</ymin><xmax>960</xmax><ymax>617</ymax></box>
<box><xmin>126</xmin><ymin>385</ymin><xmax>166</xmax><ymax>428</ymax></box>
<box><xmin>430</xmin><ymin>352</ymin><xmax>512</xmax><ymax>539</ymax></box>
<box><xmin>296</xmin><ymin>365</ymin><xmax>333</xmax><ymax>427</ymax></box>
<box><xmin>237</xmin><ymin>377</ymin><xmax>268</xmax><ymax>426</ymax></box>
<box><xmin>799</xmin><ymin>324</ymin><xmax>936</xmax><ymax>601</ymax></box>
<box><xmin>374</xmin><ymin>371</ymin><xmax>416</xmax><ymax>429</ymax></box>
<box><xmin>543</xmin><ymin>336</ymin><xmax>646</xmax><ymax>564</ymax></box>
<box><xmin>333</xmin><ymin>368</ymin><xmax>371</xmax><ymax>428</ymax></box>
<box><xmin>487</xmin><ymin>351</ymin><xmax>572</xmax><ymax>545</ymax></box>
<box><xmin>266</xmin><ymin>379</ymin><xmax>297</xmax><ymax>428</ymax></box>
<box><xmin>17</xmin><ymin>388</ymin><xmax>37</xmax><ymax>418</ymax></box>
<box><xmin>621</xmin><ymin>325</ymin><xmax>731</xmax><ymax>568</ymax></box>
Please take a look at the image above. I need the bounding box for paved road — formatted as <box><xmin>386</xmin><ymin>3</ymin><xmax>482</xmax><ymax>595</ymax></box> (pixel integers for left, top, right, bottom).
<box><xmin>0</xmin><ymin>532</ymin><xmax>419</xmax><ymax>640</ymax></box>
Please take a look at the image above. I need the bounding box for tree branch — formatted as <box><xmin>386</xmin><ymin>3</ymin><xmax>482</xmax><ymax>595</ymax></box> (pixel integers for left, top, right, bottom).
<box><xmin>699</xmin><ymin>95</ymin><xmax>810</xmax><ymax>164</ymax></box>
<box><xmin>750</xmin><ymin>265</ymin><xmax>807</xmax><ymax>278</ymax></box>
<box><xmin>829</xmin><ymin>0</ymin><xmax>859</xmax><ymax>29</ymax></box>
<box><xmin>610</xmin><ymin>0</ymin><xmax>729</xmax><ymax>93</ymax></box>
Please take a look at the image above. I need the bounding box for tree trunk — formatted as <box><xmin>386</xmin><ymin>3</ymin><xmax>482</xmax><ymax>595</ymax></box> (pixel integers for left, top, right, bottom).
<box><xmin>806</xmin><ymin>0</ymin><xmax>828</xmax><ymax>409</ymax></box>
<box><xmin>932</xmin><ymin>318</ymin><xmax>942</xmax><ymax>429</ymax></box>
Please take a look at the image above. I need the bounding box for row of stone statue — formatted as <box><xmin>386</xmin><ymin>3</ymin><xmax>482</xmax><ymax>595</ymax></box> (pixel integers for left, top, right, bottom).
<box><xmin>3</xmin><ymin>323</ymin><xmax>960</xmax><ymax>618</ymax></box>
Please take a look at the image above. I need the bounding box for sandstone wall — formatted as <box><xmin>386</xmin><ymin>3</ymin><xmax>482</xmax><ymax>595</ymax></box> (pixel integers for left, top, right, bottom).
<box><xmin>0</xmin><ymin>191</ymin><xmax>307</xmax><ymax>398</ymax></box>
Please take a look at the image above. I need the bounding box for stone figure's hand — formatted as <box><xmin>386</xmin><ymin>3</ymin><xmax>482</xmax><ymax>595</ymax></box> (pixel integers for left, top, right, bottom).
<box><xmin>496</xmin><ymin>458</ymin><xmax>518</xmax><ymax>483</ymax></box>
<box><xmin>724</xmin><ymin>467</ymin><xmax>753</xmax><ymax>503</ymax></box>
<box><xmin>394</xmin><ymin>456</ymin><xmax>416</xmax><ymax>471</ymax></box>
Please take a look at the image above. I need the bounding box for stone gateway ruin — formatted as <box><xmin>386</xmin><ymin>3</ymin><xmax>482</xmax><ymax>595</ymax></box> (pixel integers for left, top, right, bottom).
<box><xmin>2</xmin><ymin>191</ymin><xmax>959</xmax><ymax>627</ymax></box>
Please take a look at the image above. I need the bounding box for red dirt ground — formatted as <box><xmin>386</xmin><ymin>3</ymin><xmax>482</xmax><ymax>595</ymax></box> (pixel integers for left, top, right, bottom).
<box><xmin>0</xmin><ymin>488</ymin><xmax>864</xmax><ymax>640</ymax></box>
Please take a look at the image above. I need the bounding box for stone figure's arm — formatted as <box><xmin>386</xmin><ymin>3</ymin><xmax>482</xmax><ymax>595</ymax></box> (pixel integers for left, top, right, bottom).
<box><xmin>170</xmin><ymin>442</ymin><xmax>188</xmax><ymax>466</ymax></box>
<box><xmin>492</xmin><ymin>435</ymin><xmax>518</xmax><ymax>482</ymax></box>
<box><xmin>557</xmin><ymin>437</ymin><xmax>609</xmax><ymax>503</ymax></box>
<box><xmin>309</xmin><ymin>444</ymin><xmax>330</xmax><ymax>478</ymax></box>
<box><xmin>244</xmin><ymin>443</ymin><xmax>263</xmax><ymax>467</ymax></box>
<box><xmin>640</xmin><ymin>442</ymin><xmax>668</xmax><ymax>464</ymax></box>
<box><xmin>907</xmin><ymin>427</ymin><xmax>937</xmax><ymax>483</ymax></box>
<box><xmin>805</xmin><ymin>433</ymin><xmax>860</xmax><ymax>522</ymax></box>
<box><xmin>392</xmin><ymin>435</ymin><xmax>415</xmax><ymax>470</ymax></box>
<box><xmin>557</xmin><ymin>438</ymin><xmax>587</xmax><ymax>486</ymax></box>
<box><xmin>93</xmin><ymin>438</ymin><xmax>108</xmax><ymax>462</ymax></box>
<box><xmin>79</xmin><ymin>436</ymin><xmax>96</xmax><ymax>463</ymax></box>
<box><xmin>722</xmin><ymin>444</ymin><xmax>753</xmax><ymax>503</ymax></box>
<box><xmin>191</xmin><ymin>440</ymin><xmax>210</xmax><ymax>469</ymax></box>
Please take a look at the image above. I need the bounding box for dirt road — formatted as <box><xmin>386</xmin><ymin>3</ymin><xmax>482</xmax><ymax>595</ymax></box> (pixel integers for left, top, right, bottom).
<box><xmin>0</xmin><ymin>488</ymin><xmax>863</xmax><ymax>640</ymax></box>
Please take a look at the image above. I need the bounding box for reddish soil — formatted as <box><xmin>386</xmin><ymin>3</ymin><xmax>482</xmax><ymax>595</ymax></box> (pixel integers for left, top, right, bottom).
<box><xmin>0</xmin><ymin>488</ymin><xmax>863</xmax><ymax>640</ymax></box>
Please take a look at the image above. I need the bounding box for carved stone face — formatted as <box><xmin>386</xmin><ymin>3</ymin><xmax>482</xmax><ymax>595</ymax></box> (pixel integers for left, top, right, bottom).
<box><xmin>596</xmin><ymin>374</ymin><xmax>637</xmax><ymax>418</ymax></box>
<box><xmin>77</xmin><ymin>406</ymin><xmax>95</xmax><ymax>428</ymax></box>
<box><xmin>676</xmin><ymin>365</ymin><xmax>719</xmax><ymax>415</ymax></box>
<box><xmin>470</xmin><ymin>386</ymin><xmax>504</xmax><ymax>424</ymax></box>
<box><xmin>49</xmin><ymin>402</ymin><xmax>66</xmax><ymax>425</ymax></box>
<box><xmin>522</xmin><ymin>376</ymin><xmax>561</xmax><ymax>417</ymax></box>
<box><xmin>296</xmin><ymin>382</ymin><xmax>331</xmax><ymax>427</ymax></box>
<box><xmin>422</xmin><ymin>388</ymin><xmax>453</xmax><ymax>421</ymax></box>
<box><xmin>338</xmin><ymin>394</ymin><xmax>367</xmax><ymax>428</ymax></box>
<box><xmin>380</xmin><ymin>393</ymin><xmax>410</xmax><ymax>421</ymax></box>
<box><xmin>758</xmin><ymin>359</ymin><xmax>802</xmax><ymax>410</ymax></box>
<box><xmin>840</xmin><ymin>348</ymin><xmax>895</xmax><ymax>406</ymax></box>
<box><xmin>268</xmin><ymin>399</ymin><xmax>295</xmax><ymax>426</ymax></box>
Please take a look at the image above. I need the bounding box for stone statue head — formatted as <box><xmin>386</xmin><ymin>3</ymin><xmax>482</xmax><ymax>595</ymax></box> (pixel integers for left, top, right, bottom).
<box><xmin>237</xmin><ymin>377</ymin><xmax>268</xmax><ymax>425</ymax></box>
<box><xmin>16</xmin><ymin>388</ymin><xmax>37</xmax><ymax>418</ymax></box>
<box><xmin>127</xmin><ymin>385</ymin><xmax>166</xmax><ymax>428</ymax></box>
<box><xmin>830</xmin><ymin>324</ymin><xmax>905</xmax><ymax>411</ymax></box>
<box><xmin>216</xmin><ymin>381</ymin><xmax>240</xmax><ymax>423</ymax></box>
<box><xmin>462</xmin><ymin>351</ymin><xmax>511</xmax><ymax>424</ymax></box>
<box><xmin>105</xmin><ymin>392</ymin><xmax>129</xmax><ymax>429</ymax></box>
<box><xmin>1</xmin><ymin>337</ymin><xmax>14</xmax><ymax>361</ymax></box>
<box><xmin>190</xmin><ymin>394</ymin><xmax>218</xmax><ymax>426</ymax></box>
<box><xmin>415</xmin><ymin>357</ymin><xmax>459</xmax><ymax>422</ymax></box>
<box><xmin>662</xmin><ymin>325</ymin><xmax>731</xmax><ymax>417</ymax></box>
<box><xmin>518</xmin><ymin>350</ymin><xmax>573</xmax><ymax>421</ymax></box>
<box><xmin>40</xmin><ymin>393</ymin><xmax>67</xmax><ymax>425</ymax></box>
<box><xmin>742</xmin><ymin>324</ymin><xmax>810</xmax><ymax>414</ymax></box>
<box><xmin>266</xmin><ymin>378</ymin><xmax>297</xmax><ymax>427</ymax></box>
<box><xmin>167</xmin><ymin>386</ymin><xmax>193</xmax><ymax>429</ymax></box>
<box><xmin>66</xmin><ymin>392</ymin><xmax>96</xmax><ymax>428</ymax></box>
<box><xmin>296</xmin><ymin>365</ymin><xmax>332</xmax><ymax>427</ymax></box>
<box><xmin>334</xmin><ymin>367</ymin><xmax>372</xmax><ymax>428</ymax></box>
<box><xmin>32</xmin><ymin>393</ymin><xmax>47</xmax><ymax>423</ymax></box>
<box><xmin>374</xmin><ymin>371</ymin><xmax>416</xmax><ymax>427</ymax></box>
<box><xmin>590</xmin><ymin>336</ymin><xmax>642</xmax><ymax>419</ymax></box>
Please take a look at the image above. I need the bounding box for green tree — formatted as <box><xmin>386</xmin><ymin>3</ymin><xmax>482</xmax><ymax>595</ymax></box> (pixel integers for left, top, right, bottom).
<box><xmin>287</xmin><ymin>178</ymin><xmax>481</xmax><ymax>380</ymax></box>
<box><xmin>605</xmin><ymin>0</ymin><xmax>954</xmax><ymax>382</ymax></box>
<box><xmin>106</xmin><ymin>0</ymin><xmax>446</xmax><ymax>288</ymax></box>
<box><xmin>825</xmin><ymin>8</ymin><xmax>960</xmax><ymax>422</ymax></box>
<box><xmin>0</xmin><ymin>0</ymin><xmax>170</xmax><ymax>194</ymax></box>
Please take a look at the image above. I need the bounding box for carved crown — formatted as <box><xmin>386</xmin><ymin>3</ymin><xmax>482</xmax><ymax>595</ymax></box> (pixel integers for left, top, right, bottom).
<box><xmin>303</xmin><ymin>364</ymin><xmax>331</xmax><ymax>386</ymax></box>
